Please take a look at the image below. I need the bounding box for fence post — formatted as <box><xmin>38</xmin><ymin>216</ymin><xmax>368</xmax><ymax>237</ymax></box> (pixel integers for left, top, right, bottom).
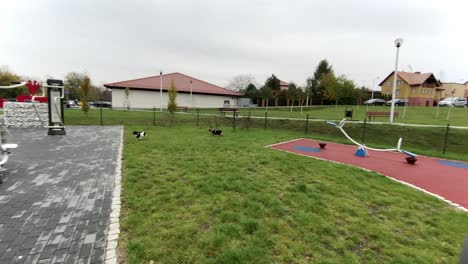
<box><xmin>443</xmin><ymin>123</ymin><xmax>450</xmax><ymax>154</ymax></box>
<box><xmin>153</xmin><ymin>106</ymin><xmax>156</xmax><ymax>125</ymax></box>
<box><xmin>100</xmin><ymin>106</ymin><xmax>103</xmax><ymax>126</ymax></box>
<box><xmin>264</xmin><ymin>111</ymin><xmax>268</xmax><ymax>129</ymax></box>
<box><xmin>361</xmin><ymin>119</ymin><xmax>367</xmax><ymax>143</ymax></box>
<box><xmin>232</xmin><ymin>112</ymin><xmax>236</xmax><ymax>130</ymax></box>
<box><xmin>248</xmin><ymin>111</ymin><xmax>251</xmax><ymax>129</ymax></box>
<box><xmin>197</xmin><ymin>109</ymin><xmax>200</xmax><ymax>127</ymax></box>
<box><xmin>305</xmin><ymin>114</ymin><xmax>309</xmax><ymax>135</ymax></box>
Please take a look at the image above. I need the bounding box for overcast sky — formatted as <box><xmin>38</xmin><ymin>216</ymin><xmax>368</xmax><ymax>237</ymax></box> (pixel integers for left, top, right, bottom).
<box><xmin>1</xmin><ymin>0</ymin><xmax>467</xmax><ymax>90</ymax></box>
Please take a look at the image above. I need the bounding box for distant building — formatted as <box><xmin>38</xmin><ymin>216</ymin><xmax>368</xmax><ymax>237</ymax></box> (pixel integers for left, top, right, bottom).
<box><xmin>465</xmin><ymin>82</ymin><xmax>468</xmax><ymax>99</ymax></box>
<box><xmin>379</xmin><ymin>71</ymin><xmax>442</xmax><ymax>106</ymax></box>
<box><xmin>441</xmin><ymin>82</ymin><xmax>468</xmax><ymax>99</ymax></box>
<box><xmin>104</xmin><ymin>72</ymin><xmax>241</xmax><ymax>109</ymax></box>
<box><xmin>279</xmin><ymin>80</ymin><xmax>288</xmax><ymax>91</ymax></box>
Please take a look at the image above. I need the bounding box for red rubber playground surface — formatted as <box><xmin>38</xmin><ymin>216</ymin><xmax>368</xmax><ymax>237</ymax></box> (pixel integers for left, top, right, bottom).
<box><xmin>268</xmin><ymin>138</ymin><xmax>468</xmax><ymax>211</ymax></box>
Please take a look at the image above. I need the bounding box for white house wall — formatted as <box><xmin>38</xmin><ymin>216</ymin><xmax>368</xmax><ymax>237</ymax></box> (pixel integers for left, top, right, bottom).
<box><xmin>111</xmin><ymin>89</ymin><xmax>237</xmax><ymax>109</ymax></box>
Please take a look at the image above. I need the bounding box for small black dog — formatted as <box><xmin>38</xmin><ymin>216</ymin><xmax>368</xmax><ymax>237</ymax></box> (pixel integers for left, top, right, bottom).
<box><xmin>208</xmin><ymin>128</ymin><xmax>223</xmax><ymax>136</ymax></box>
<box><xmin>133</xmin><ymin>131</ymin><xmax>146</xmax><ymax>140</ymax></box>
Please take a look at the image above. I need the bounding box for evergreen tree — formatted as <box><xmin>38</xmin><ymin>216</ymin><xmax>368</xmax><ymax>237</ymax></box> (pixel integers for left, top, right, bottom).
<box><xmin>244</xmin><ymin>83</ymin><xmax>258</xmax><ymax>104</ymax></box>
<box><xmin>306</xmin><ymin>59</ymin><xmax>333</xmax><ymax>105</ymax></box>
<box><xmin>264</xmin><ymin>74</ymin><xmax>281</xmax><ymax>106</ymax></box>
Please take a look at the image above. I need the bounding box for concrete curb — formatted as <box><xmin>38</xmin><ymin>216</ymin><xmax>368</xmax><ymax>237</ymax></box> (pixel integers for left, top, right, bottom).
<box><xmin>105</xmin><ymin>126</ymin><xmax>124</xmax><ymax>263</ymax></box>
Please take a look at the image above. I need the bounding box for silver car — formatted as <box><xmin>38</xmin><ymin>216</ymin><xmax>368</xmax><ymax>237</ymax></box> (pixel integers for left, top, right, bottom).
<box><xmin>438</xmin><ymin>97</ymin><xmax>467</xmax><ymax>107</ymax></box>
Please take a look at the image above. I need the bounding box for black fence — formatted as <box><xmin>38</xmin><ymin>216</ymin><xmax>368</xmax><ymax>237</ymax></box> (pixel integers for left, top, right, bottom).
<box><xmin>65</xmin><ymin>108</ymin><xmax>468</xmax><ymax>160</ymax></box>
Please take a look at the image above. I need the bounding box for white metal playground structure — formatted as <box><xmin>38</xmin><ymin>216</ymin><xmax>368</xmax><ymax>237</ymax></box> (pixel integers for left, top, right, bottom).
<box><xmin>327</xmin><ymin>118</ymin><xmax>417</xmax><ymax>159</ymax></box>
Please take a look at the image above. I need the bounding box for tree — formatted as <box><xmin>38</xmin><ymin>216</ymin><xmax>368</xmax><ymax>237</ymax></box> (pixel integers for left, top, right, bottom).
<box><xmin>323</xmin><ymin>73</ymin><xmax>357</xmax><ymax>106</ymax></box>
<box><xmin>0</xmin><ymin>68</ymin><xmax>27</xmax><ymax>98</ymax></box>
<box><xmin>295</xmin><ymin>87</ymin><xmax>306</xmax><ymax>107</ymax></box>
<box><xmin>124</xmin><ymin>87</ymin><xmax>130</xmax><ymax>110</ymax></box>
<box><xmin>258</xmin><ymin>86</ymin><xmax>272</xmax><ymax>107</ymax></box>
<box><xmin>286</xmin><ymin>82</ymin><xmax>298</xmax><ymax>110</ymax></box>
<box><xmin>100</xmin><ymin>88</ymin><xmax>112</xmax><ymax>102</ymax></box>
<box><xmin>243</xmin><ymin>83</ymin><xmax>258</xmax><ymax>104</ymax></box>
<box><xmin>65</xmin><ymin>72</ymin><xmax>85</xmax><ymax>101</ymax></box>
<box><xmin>306</xmin><ymin>59</ymin><xmax>333</xmax><ymax>105</ymax></box>
<box><xmin>64</xmin><ymin>72</ymin><xmax>103</xmax><ymax>103</ymax></box>
<box><xmin>226</xmin><ymin>74</ymin><xmax>257</xmax><ymax>92</ymax></box>
<box><xmin>167</xmin><ymin>80</ymin><xmax>178</xmax><ymax>114</ymax></box>
<box><xmin>264</xmin><ymin>74</ymin><xmax>281</xmax><ymax>106</ymax></box>
<box><xmin>80</xmin><ymin>75</ymin><xmax>91</xmax><ymax>115</ymax></box>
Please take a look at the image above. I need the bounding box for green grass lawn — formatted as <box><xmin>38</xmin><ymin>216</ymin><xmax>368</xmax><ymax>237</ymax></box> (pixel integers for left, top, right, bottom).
<box><xmin>121</xmin><ymin>125</ymin><xmax>468</xmax><ymax>264</ymax></box>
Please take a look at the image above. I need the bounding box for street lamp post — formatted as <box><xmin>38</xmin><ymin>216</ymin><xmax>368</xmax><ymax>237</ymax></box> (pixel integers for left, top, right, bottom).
<box><xmin>390</xmin><ymin>38</ymin><xmax>403</xmax><ymax>124</ymax></box>
<box><xmin>190</xmin><ymin>80</ymin><xmax>193</xmax><ymax>109</ymax></box>
<box><xmin>160</xmin><ymin>71</ymin><xmax>163</xmax><ymax>112</ymax></box>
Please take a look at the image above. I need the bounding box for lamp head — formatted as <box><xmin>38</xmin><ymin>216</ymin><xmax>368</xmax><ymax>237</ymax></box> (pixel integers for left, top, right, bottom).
<box><xmin>394</xmin><ymin>38</ymin><xmax>404</xmax><ymax>48</ymax></box>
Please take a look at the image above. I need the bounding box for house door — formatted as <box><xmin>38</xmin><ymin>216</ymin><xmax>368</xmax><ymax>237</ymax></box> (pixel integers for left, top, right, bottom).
<box><xmin>425</xmin><ymin>100</ymin><xmax>430</xmax><ymax>106</ymax></box>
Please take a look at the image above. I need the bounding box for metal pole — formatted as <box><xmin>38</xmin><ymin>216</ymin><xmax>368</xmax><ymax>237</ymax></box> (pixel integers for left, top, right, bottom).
<box><xmin>232</xmin><ymin>112</ymin><xmax>236</xmax><ymax>130</ymax></box>
<box><xmin>190</xmin><ymin>80</ymin><xmax>193</xmax><ymax>109</ymax></box>
<box><xmin>264</xmin><ymin>111</ymin><xmax>267</xmax><ymax>129</ymax></box>
<box><xmin>305</xmin><ymin>114</ymin><xmax>309</xmax><ymax>135</ymax></box>
<box><xmin>443</xmin><ymin>123</ymin><xmax>450</xmax><ymax>154</ymax></box>
<box><xmin>390</xmin><ymin>46</ymin><xmax>400</xmax><ymax>124</ymax></box>
<box><xmin>447</xmin><ymin>105</ymin><xmax>452</xmax><ymax>121</ymax></box>
<box><xmin>196</xmin><ymin>109</ymin><xmax>200</xmax><ymax>126</ymax></box>
<box><xmin>403</xmin><ymin>100</ymin><xmax>408</xmax><ymax>119</ymax></box>
<box><xmin>160</xmin><ymin>71</ymin><xmax>163</xmax><ymax>112</ymax></box>
<box><xmin>153</xmin><ymin>106</ymin><xmax>156</xmax><ymax>125</ymax></box>
<box><xmin>100</xmin><ymin>105</ymin><xmax>103</xmax><ymax>126</ymax></box>
<box><xmin>361</xmin><ymin>119</ymin><xmax>367</xmax><ymax>143</ymax></box>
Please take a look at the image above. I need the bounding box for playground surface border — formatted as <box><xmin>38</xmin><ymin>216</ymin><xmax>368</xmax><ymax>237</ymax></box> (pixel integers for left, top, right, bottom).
<box><xmin>267</xmin><ymin>138</ymin><xmax>468</xmax><ymax>212</ymax></box>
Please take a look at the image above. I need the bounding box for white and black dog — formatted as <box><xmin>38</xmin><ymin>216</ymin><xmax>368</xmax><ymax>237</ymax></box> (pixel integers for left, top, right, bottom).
<box><xmin>133</xmin><ymin>131</ymin><xmax>146</xmax><ymax>140</ymax></box>
<box><xmin>208</xmin><ymin>128</ymin><xmax>223</xmax><ymax>136</ymax></box>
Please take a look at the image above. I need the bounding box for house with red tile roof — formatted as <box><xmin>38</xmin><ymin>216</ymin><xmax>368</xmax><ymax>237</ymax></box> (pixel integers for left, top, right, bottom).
<box><xmin>104</xmin><ymin>72</ymin><xmax>242</xmax><ymax>109</ymax></box>
<box><xmin>279</xmin><ymin>80</ymin><xmax>288</xmax><ymax>91</ymax></box>
<box><xmin>379</xmin><ymin>71</ymin><xmax>442</xmax><ymax>106</ymax></box>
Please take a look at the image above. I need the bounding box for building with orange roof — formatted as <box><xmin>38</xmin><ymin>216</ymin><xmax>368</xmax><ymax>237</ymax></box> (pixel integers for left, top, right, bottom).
<box><xmin>441</xmin><ymin>82</ymin><xmax>468</xmax><ymax>99</ymax></box>
<box><xmin>379</xmin><ymin>71</ymin><xmax>442</xmax><ymax>106</ymax></box>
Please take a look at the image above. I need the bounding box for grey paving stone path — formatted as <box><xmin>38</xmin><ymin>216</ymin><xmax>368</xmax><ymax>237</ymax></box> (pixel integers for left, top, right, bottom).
<box><xmin>0</xmin><ymin>126</ymin><xmax>122</xmax><ymax>264</ymax></box>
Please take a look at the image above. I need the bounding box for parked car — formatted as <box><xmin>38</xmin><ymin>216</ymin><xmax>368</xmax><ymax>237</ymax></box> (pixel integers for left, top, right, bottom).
<box><xmin>93</xmin><ymin>101</ymin><xmax>112</xmax><ymax>108</ymax></box>
<box><xmin>363</xmin><ymin>99</ymin><xmax>386</xmax><ymax>105</ymax></box>
<box><xmin>65</xmin><ymin>100</ymin><xmax>80</xmax><ymax>108</ymax></box>
<box><xmin>386</xmin><ymin>99</ymin><xmax>408</xmax><ymax>106</ymax></box>
<box><xmin>438</xmin><ymin>97</ymin><xmax>466</xmax><ymax>107</ymax></box>
<box><xmin>453</xmin><ymin>97</ymin><xmax>467</xmax><ymax>107</ymax></box>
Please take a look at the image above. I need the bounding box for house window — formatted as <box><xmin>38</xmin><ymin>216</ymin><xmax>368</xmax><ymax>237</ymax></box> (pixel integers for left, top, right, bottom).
<box><xmin>224</xmin><ymin>100</ymin><xmax>230</xmax><ymax>105</ymax></box>
<box><xmin>386</xmin><ymin>82</ymin><xmax>391</xmax><ymax>87</ymax></box>
<box><xmin>397</xmin><ymin>80</ymin><xmax>401</xmax><ymax>86</ymax></box>
<box><xmin>396</xmin><ymin>89</ymin><xmax>400</xmax><ymax>96</ymax></box>
<box><xmin>386</xmin><ymin>90</ymin><xmax>391</xmax><ymax>96</ymax></box>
